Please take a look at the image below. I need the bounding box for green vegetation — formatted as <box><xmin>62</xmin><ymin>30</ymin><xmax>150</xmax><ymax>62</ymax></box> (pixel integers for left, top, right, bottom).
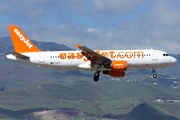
<box><xmin>124</xmin><ymin>102</ymin><xmax>180</xmax><ymax>120</ymax></box>
<box><xmin>0</xmin><ymin>37</ymin><xmax>180</xmax><ymax>119</ymax></box>
<box><xmin>0</xmin><ymin>80</ymin><xmax>179</xmax><ymax>119</ymax></box>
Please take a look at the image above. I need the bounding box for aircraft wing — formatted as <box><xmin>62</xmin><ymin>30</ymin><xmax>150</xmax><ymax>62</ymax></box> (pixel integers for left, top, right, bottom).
<box><xmin>76</xmin><ymin>44</ymin><xmax>111</xmax><ymax>67</ymax></box>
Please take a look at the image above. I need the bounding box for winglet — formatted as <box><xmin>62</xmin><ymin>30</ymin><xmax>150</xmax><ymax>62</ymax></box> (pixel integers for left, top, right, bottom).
<box><xmin>8</xmin><ymin>25</ymin><xmax>42</xmax><ymax>53</ymax></box>
<box><xmin>75</xmin><ymin>44</ymin><xmax>80</xmax><ymax>49</ymax></box>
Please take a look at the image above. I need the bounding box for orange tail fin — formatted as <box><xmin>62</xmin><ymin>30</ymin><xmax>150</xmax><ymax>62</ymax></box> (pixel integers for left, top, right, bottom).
<box><xmin>8</xmin><ymin>25</ymin><xmax>41</xmax><ymax>53</ymax></box>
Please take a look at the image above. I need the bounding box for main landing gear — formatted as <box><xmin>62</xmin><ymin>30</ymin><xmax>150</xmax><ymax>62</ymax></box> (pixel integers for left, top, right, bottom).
<box><xmin>93</xmin><ymin>71</ymin><xmax>100</xmax><ymax>82</ymax></box>
<box><xmin>152</xmin><ymin>68</ymin><xmax>157</xmax><ymax>78</ymax></box>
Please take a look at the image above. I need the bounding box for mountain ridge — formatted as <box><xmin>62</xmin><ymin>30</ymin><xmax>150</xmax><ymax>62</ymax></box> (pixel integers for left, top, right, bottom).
<box><xmin>1</xmin><ymin>36</ymin><xmax>180</xmax><ymax>119</ymax></box>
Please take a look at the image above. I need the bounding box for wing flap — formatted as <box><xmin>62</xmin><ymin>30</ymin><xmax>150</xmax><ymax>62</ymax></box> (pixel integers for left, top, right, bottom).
<box><xmin>76</xmin><ymin>44</ymin><xmax>111</xmax><ymax>67</ymax></box>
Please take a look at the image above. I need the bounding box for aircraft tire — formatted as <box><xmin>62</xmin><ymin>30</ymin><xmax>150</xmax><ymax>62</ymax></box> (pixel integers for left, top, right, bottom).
<box><xmin>153</xmin><ymin>74</ymin><xmax>157</xmax><ymax>78</ymax></box>
<box><xmin>93</xmin><ymin>76</ymin><xmax>99</xmax><ymax>82</ymax></box>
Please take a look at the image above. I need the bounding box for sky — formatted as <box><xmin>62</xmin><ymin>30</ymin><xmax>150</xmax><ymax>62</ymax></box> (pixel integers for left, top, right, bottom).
<box><xmin>0</xmin><ymin>0</ymin><xmax>180</xmax><ymax>54</ymax></box>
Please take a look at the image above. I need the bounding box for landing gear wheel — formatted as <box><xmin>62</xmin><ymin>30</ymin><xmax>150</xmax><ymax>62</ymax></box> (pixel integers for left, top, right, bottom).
<box><xmin>153</xmin><ymin>74</ymin><xmax>157</xmax><ymax>78</ymax></box>
<box><xmin>93</xmin><ymin>71</ymin><xmax>100</xmax><ymax>82</ymax></box>
<box><xmin>94</xmin><ymin>72</ymin><xmax>100</xmax><ymax>77</ymax></box>
<box><xmin>152</xmin><ymin>68</ymin><xmax>157</xmax><ymax>78</ymax></box>
<box><xmin>93</xmin><ymin>76</ymin><xmax>99</xmax><ymax>82</ymax></box>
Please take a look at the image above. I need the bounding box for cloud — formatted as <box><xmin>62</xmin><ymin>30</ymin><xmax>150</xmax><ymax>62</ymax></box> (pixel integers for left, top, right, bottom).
<box><xmin>149</xmin><ymin>0</ymin><xmax>180</xmax><ymax>27</ymax></box>
<box><xmin>92</xmin><ymin>0</ymin><xmax>142</xmax><ymax>15</ymax></box>
<box><xmin>145</xmin><ymin>0</ymin><xmax>180</xmax><ymax>53</ymax></box>
<box><xmin>1</xmin><ymin>0</ymin><xmax>180</xmax><ymax>54</ymax></box>
<box><xmin>29</xmin><ymin>24</ymin><xmax>101</xmax><ymax>48</ymax></box>
<box><xmin>0</xmin><ymin>0</ymin><xmax>50</xmax><ymax>23</ymax></box>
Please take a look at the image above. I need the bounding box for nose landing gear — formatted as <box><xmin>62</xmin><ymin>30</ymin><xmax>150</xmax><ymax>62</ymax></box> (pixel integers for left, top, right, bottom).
<box><xmin>152</xmin><ymin>68</ymin><xmax>157</xmax><ymax>78</ymax></box>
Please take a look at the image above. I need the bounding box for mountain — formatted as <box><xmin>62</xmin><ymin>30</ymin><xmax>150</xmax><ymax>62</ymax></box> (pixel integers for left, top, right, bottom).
<box><xmin>123</xmin><ymin>103</ymin><xmax>179</xmax><ymax>120</ymax></box>
<box><xmin>0</xmin><ymin>81</ymin><xmax>178</xmax><ymax>119</ymax></box>
<box><xmin>0</xmin><ymin>37</ymin><xmax>73</xmax><ymax>53</ymax></box>
<box><xmin>1</xmin><ymin>36</ymin><xmax>180</xmax><ymax>119</ymax></box>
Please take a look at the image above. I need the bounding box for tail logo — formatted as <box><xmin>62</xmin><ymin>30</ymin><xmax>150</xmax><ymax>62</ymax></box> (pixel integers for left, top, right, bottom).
<box><xmin>14</xmin><ymin>28</ymin><xmax>33</xmax><ymax>49</ymax></box>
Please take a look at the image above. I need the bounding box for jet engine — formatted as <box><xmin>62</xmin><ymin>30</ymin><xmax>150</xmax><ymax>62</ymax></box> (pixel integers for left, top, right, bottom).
<box><xmin>103</xmin><ymin>60</ymin><xmax>127</xmax><ymax>77</ymax></box>
<box><xmin>103</xmin><ymin>71</ymin><xmax>125</xmax><ymax>77</ymax></box>
<box><xmin>111</xmin><ymin>60</ymin><xmax>127</xmax><ymax>70</ymax></box>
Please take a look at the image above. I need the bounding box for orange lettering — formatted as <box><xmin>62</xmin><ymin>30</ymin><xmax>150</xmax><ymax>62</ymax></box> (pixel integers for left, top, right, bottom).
<box><xmin>76</xmin><ymin>52</ymin><xmax>83</xmax><ymax>59</ymax></box>
<box><xmin>125</xmin><ymin>51</ymin><xmax>133</xmax><ymax>58</ymax></box>
<box><xmin>96</xmin><ymin>50</ymin><xmax>100</xmax><ymax>54</ymax></box>
<box><xmin>58</xmin><ymin>51</ymin><xmax>144</xmax><ymax>60</ymax></box>
<box><xmin>109</xmin><ymin>51</ymin><xmax>116</xmax><ymax>58</ymax></box>
<box><xmin>134</xmin><ymin>51</ymin><xmax>144</xmax><ymax>58</ymax></box>
<box><xmin>101</xmin><ymin>52</ymin><xmax>108</xmax><ymax>57</ymax></box>
<box><xmin>83</xmin><ymin>58</ymin><xmax>88</xmax><ymax>61</ymax></box>
<box><xmin>68</xmin><ymin>52</ymin><xmax>75</xmax><ymax>59</ymax></box>
<box><xmin>59</xmin><ymin>53</ymin><xmax>66</xmax><ymax>59</ymax></box>
<box><xmin>118</xmin><ymin>52</ymin><xmax>125</xmax><ymax>58</ymax></box>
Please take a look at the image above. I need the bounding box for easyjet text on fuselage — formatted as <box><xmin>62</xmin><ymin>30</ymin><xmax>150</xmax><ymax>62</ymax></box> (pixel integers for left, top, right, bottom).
<box><xmin>58</xmin><ymin>50</ymin><xmax>144</xmax><ymax>61</ymax></box>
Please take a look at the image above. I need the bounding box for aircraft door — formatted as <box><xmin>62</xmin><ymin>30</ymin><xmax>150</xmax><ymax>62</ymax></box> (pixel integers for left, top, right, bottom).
<box><xmin>39</xmin><ymin>53</ymin><xmax>45</xmax><ymax>63</ymax></box>
<box><xmin>152</xmin><ymin>50</ymin><xmax>158</xmax><ymax>61</ymax></box>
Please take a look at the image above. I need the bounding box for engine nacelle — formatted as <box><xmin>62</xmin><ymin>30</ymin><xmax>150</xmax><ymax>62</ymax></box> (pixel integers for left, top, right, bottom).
<box><xmin>103</xmin><ymin>71</ymin><xmax>125</xmax><ymax>77</ymax></box>
<box><xmin>103</xmin><ymin>61</ymin><xmax>127</xmax><ymax>77</ymax></box>
<box><xmin>111</xmin><ymin>60</ymin><xmax>127</xmax><ymax>70</ymax></box>
<box><xmin>110</xmin><ymin>71</ymin><xmax>125</xmax><ymax>77</ymax></box>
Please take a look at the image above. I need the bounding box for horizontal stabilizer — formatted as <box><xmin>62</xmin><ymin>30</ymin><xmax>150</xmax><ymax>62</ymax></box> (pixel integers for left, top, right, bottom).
<box><xmin>10</xmin><ymin>52</ymin><xmax>29</xmax><ymax>60</ymax></box>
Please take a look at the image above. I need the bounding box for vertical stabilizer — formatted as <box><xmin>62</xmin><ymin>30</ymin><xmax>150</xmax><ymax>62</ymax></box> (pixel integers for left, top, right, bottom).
<box><xmin>8</xmin><ymin>25</ymin><xmax>41</xmax><ymax>53</ymax></box>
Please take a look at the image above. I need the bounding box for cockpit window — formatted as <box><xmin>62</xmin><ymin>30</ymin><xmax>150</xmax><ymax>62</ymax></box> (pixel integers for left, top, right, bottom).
<box><xmin>163</xmin><ymin>53</ymin><xmax>169</xmax><ymax>56</ymax></box>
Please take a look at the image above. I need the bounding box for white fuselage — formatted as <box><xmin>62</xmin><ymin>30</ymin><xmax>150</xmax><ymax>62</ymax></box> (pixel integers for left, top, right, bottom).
<box><xmin>6</xmin><ymin>49</ymin><xmax>177</xmax><ymax>71</ymax></box>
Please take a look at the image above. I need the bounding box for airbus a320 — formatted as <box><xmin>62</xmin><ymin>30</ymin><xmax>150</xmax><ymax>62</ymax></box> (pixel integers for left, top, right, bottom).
<box><xmin>6</xmin><ymin>25</ymin><xmax>177</xmax><ymax>82</ymax></box>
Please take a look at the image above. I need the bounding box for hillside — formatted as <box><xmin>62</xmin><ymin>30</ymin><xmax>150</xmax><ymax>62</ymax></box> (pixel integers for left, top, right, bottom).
<box><xmin>0</xmin><ymin>37</ymin><xmax>180</xmax><ymax>119</ymax></box>
<box><xmin>123</xmin><ymin>103</ymin><xmax>179</xmax><ymax>120</ymax></box>
<box><xmin>0</xmin><ymin>37</ymin><xmax>73</xmax><ymax>53</ymax></box>
<box><xmin>0</xmin><ymin>81</ymin><xmax>179</xmax><ymax>119</ymax></box>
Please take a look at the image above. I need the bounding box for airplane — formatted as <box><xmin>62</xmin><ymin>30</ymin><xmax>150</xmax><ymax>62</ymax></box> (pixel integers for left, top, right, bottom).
<box><xmin>6</xmin><ymin>25</ymin><xmax>177</xmax><ymax>82</ymax></box>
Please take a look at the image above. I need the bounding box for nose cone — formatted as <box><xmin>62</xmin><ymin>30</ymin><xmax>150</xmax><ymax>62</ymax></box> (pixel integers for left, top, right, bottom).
<box><xmin>170</xmin><ymin>57</ymin><xmax>177</xmax><ymax>65</ymax></box>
